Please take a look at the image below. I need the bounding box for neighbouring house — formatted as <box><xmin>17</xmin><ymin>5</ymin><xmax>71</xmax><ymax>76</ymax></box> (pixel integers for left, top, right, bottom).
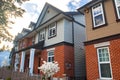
<box><xmin>11</xmin><ymin>3</ymin><xmax>86</xmax><ymax>80</ymax></box>
<box><xmin>78</xmin><ymin>0</ymin><xmax>120</xmax><ymax>80</ymax></box>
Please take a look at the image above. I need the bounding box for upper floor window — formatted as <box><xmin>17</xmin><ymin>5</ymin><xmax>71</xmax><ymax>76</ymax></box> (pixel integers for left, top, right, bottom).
<box><xmin>48</xmin><ymin>22</ymin><xmax>57</xmax><ymax>38</ymax></box>
<box><xmin>97</xmin><ymin>47</ymin><xmax>112</xmax><ymax>79</ymax></box>
<box><xmin>39</xmin><ymin>30</ymin><xmax>45</xmax><ymax>41</ymax></box>
<box><xmin>114</xmin><ymin>0</ymin><xmax>120</xmax><ymax>19</ymax></box>
<box><xmin>32</xmin><ymin>36</ymin><xmax>35</xmax><ymax>45</ymax></box>
<box><xmin>92</xmin><ymin>3</ymin><xmax>106</xmax><ymax>28</ymax></box>
<box><xmin>47</xmin><ymin>50</ymin><xmax>54</xmax><ymax>62</ymax></box>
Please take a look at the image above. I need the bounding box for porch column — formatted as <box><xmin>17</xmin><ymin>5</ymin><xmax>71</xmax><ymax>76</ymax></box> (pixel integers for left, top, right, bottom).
<box><xmin>29</xmin><ymin>48</ymin><xmax>35</xmax><ymax>75</ymax></box>
<box><xmin>14</xmin><ymin>53</ymin><xmax>19</xmax><ymax>71</ymax></box>
<box><xmin>20</xmin><ymin>51</ymin><xmax>25</xmax><ymax>72</ymax></box>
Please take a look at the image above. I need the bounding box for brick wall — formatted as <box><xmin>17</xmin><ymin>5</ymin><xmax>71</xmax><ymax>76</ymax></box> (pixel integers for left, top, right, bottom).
<box><xmin>38</xmin><ymin>44</ymin><xmax>74</xmax><ymax>78</ymax></box>
<box><xmin>85</xmin><ymin>44</ymin><xmax>99</xmax><ymax>80</ymax></box>
<box><xmin>109</xmin><ymin>38</ymin><xmax>120</xmax><ymax>79</ymax></box>
<box><xmin>85</xmin><ymin>38</ymin><xmax>120</xmax><ymax>80</ymax></box>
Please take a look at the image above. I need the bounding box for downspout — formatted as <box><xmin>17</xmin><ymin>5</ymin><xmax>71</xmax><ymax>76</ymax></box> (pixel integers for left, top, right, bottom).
<box><xmin>72</xmin><ymin>16</ymin><xmax>74</xmax><ymax>45</ymax></box>
<box><xmin>71</xmin><ymin>15</ymin><xmax>75</xmax><ymax>78</ymax></box>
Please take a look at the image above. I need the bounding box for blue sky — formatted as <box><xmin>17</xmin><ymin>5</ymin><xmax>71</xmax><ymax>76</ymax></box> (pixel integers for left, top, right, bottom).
<box><xmin>0</xmin><ymin>51</ymin><xmax>10</xmax><ymax>67</ymax></box>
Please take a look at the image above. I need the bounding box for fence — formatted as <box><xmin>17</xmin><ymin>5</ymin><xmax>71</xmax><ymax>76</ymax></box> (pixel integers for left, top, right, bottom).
<box><xmin>0</xmin><ymin>67</ymin><xmax>40</xmax><ymax>80</ymax></box>
<box><xmin>0</xmin><ymin>67</ymin><xmax>68</xmax><ymax>80</ymax></box>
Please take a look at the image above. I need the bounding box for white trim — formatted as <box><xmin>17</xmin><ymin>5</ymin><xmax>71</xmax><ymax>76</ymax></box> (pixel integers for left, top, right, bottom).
<box><xmin>97</xmin><ymin>47</ymin><xmax>113</xmax><ymax>79</ymax></box>
<box><xmin>92</xmin><ymin>3</ymin><xmax>105</xmax><ymax>27</ymax></box>
<box><xmin>29</xmin><ymin>48</ymin><xmax>35</xmax><ymax>75</ymax></box>
<box><xmin>20</xmin><ymin>51</ymin><xmax>25</xmax><ymax>72</ymax></box>
<box><xmin>48</xmin><ymin>22</ymin><xmax>57</xmax><ymax>38</ymax></box>
<box><xmin>47</xmin><ymin>48</ymin><xmax>55</xmax><ymax>51</ymax></box>
<box><xmin>94</xmin><ymin>41</ymin><xmax>110</xmax><ymax>48</ymax></box>
<box><xmin>114</xmin><ymin>0</ymin><xmax>120</xmax><ymax>19</ymax></box>
<box><xmin>47</xmin><ymin>50</ymin><xmax>54</xmax><ymax>62</ymax></box>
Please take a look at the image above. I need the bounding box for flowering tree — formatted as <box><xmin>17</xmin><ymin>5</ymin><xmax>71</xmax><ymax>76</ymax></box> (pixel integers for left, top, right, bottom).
<box><xmin>38</xmin><ymin>61</ymin><xmax>60</xmax><ymax>80</ymax></box>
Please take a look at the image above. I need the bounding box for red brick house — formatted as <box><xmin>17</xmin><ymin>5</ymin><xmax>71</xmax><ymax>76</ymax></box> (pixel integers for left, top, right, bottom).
<box><xmin>11</xmin><ymin>3</ymin><xmax>86</xmax><ymax>80</ymax></box>
<box><xmin>78</xmin><ymin>0</ymin><xmax>120</xmax><ymax>80</ymax></box>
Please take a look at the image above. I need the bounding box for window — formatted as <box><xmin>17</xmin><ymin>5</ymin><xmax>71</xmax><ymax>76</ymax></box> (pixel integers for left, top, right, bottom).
<box><xmin>47</xmin><ymin>50</ymin><xmax>54</xmax><ymax>62</ymax></box>
<box><xmin>32</xmin><ymin>36</ymin><xmax>35</xmax><ymax>45</ymax></box>
<box><xmin>39</xmin><ymin>30</ymin><xmax>45</xmax><ymax>41</ymax></box>
<box><xmin>97</xmin><ymin>47</ymin><xmax>112</xmax><ymax>79</ymax></box>
<box><xmin>114</xmin><ymin>0</ymin><xmax>120</xmax><ymax>19</ymax></box>
<box><xmin>92</xmin><ymin>3</ymin><xmax>106</xmax><ymax>28</ymax></box>
<box><xmin>48</xmin><ymin>22</ymin><xmax>56</xmax><ymax>38</ymax></box>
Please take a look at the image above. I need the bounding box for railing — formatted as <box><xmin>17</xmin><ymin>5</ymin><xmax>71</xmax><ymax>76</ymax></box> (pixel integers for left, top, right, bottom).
<box><xmin>0</xmin><ymin>67</ymin><xmax>40</xmax><ymax>80</ymax></box>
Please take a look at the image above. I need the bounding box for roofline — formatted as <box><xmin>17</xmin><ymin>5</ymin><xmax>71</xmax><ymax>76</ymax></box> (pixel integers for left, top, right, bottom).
<box><xmin>77</xmin><ymin>0</ymin><xmax>105</xmax><ymax>14</ymax></box>
<box><xmin>17</xmin><ymin>13</ymin><xmax>74</xmax><ymax>41</ymax></box>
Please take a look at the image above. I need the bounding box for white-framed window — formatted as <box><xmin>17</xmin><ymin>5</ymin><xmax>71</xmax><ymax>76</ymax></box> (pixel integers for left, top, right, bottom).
<box><xmin>47</xmin><ymin>50</ymin><xmax>54</xmax><ymax>62</ymax></box>
<box><xmin>48</xmin><ymin>22</ymin><xmax>56</xmax><ymax>38</ymax></box>
<box><xmin>97</xmin><ymin>47</ymin><xmax>112</xmax><ymax>79</ymax></box>
<box><xmin>92</xmin><ymin>3</ymin><xmax>106</xmax><ymax>28</ymax></box>
<box><xmin>32</xmin><ymin>36</ymin><xmax>35</xmax><ymax>45</ymax></box>
<box><xmin>39</xmin><ymin>30</ymin><xmax>45</xmax><ymax>41</ymax></box>
<box><xmin>114</xmin><ymin>0</ymin><xmax>120</xmax><ymax>19</ymax></box>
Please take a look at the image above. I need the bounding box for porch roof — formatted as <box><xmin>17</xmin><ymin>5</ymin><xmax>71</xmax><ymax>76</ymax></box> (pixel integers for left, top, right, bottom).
<box><xmin>14</xmin><ymin>41</ymin><xmax>44</xmax><ymax>53</ymax></box>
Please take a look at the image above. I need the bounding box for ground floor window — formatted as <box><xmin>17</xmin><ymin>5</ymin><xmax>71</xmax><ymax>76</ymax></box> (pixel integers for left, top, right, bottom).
<box><xmin>97</xmin><ymin>47</ymin><xmax>112</xmax><ymax>79</ymax></box>
<box><xmin>47</xmin><ymin>50</ymin><xmax>54</xmax><ymax>62</ymax></box>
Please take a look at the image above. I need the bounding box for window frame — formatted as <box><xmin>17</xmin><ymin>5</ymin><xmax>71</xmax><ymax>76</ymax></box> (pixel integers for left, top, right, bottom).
<box><xmin>48</xmin><ymin>22</ymin><xmax>57</xmax><ymax>39</ymax></box>
<box><xmin>47</xmin><ymin>50</ymin><xmax>54</xmax><ymax>62</ymax></box>
<box><xmin>97</xmin><ymin>47</ymin><xmax>112</xmax><ymax>79</ymax></box>
<box><xmin>114</xmin><ymin>0</ymin><xmax>120</xmax><ymax>20</ymax></box>
<box><xmin>92</xmin><ymin>2</ymin><xmax>106</xmax><ymax>28</ymax></box>
<box><xmin>39</xmin><ymin>29</ymin><xmax>45</xmax><ymax>42</ymax></box>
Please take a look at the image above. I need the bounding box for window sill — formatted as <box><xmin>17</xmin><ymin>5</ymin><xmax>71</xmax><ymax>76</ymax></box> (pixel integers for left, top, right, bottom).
<box><xmin>48</xmin><ymin>35</ymin><xmax>56</xmax><ymax>39</ymax></box>
<box><xmin>116</xmin><ymin>18</ymin><xmax>120</xmax><ymax>22</ymax></box>
<box><xmin>92</xmin><ymin>23</ymin><xmax>108</xmax><ymax>30</ymax></box>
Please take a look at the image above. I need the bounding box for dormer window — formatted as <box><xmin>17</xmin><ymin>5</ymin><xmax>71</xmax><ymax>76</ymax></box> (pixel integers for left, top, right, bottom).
<box><xmin>92</xmin><ymin>3</ymin><xmax>106</xmax><ymax>28</ymax></box>
<box><xmin>114</xmin><ymin>0</ymin><xmax>120</xmax><ymax>19</ymax></box>
<box><xmin>39</xmin><ymin>30</ymin><xmax>45</xmax><ymax>41</ymax></box>
<box><xmin>48</xmin><ymin>22</ymin><xmax>57</xmax><ymax>38</ymax></box>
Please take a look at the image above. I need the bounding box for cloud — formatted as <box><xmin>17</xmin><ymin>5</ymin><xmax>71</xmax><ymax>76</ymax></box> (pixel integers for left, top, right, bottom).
<box><xmin>67</xmin><ymin>0</ymin><xmax>91</xmax><ymax>11</ymax></box>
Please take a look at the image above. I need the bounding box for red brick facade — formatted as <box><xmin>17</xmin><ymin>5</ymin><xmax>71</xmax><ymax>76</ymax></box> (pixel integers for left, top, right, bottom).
<box><xmin>85</xmin><ymin>38</ymin><xmax>120</xmax><ymax>80</ymax></box>
<box><xmin>21</xmin><ymin>44</ymin><xmax>74</xmax><ymax>78</ymax></box>
<box><xmin>39</xmin><ymin>45</ymin><xmax>74</xmax><ymax>78</ymax></box>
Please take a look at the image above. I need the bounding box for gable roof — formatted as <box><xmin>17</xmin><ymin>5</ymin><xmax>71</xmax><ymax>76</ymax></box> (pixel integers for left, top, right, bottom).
<box><xmin>78</xmin><ymin>0</ymin><xmax>105</xmax><ymax>14</ymax></box>
<box><xmin>35</xmin><ymin>2</ymin><xmax>63</xmax><ymax>28</ymax></box>
<box><xmin>17</xmin><ymin>3</ymin><xmax>85</xmax><ymax>41</ymax></box>
<box><xmin>21</xmin><ymin>28</ymin><xmax>31</xmax><ymax>33</ymax></box>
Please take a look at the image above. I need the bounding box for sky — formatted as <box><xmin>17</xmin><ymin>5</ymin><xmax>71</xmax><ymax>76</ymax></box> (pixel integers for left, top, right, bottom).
<box><xmin>0</xmin><ymin>51</ymin><xmax>10</xmax><ymax>67</ymax></box>
<box><xmin>9</xmin><ymin>0</ymin><xmax>91</xmax><ymax>37</ymax></box>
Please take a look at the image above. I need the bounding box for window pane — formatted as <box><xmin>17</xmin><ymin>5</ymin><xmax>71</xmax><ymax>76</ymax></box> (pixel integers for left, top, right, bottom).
<box><xmin>48</xmin><ymin>57</ymin><xmax>51</xmax><ymax>62</ymax></box>
<box><xmin>98</xmin><ymin>47</ymin><xmax>109</xmax><ymax>62</ymax></box>
<box><xmin>116</xmin><ymin>0</ymin><xmax>120</xmax><ymax>5</ymax></box>
<box><xmin>100</xmin><ymin>63</ymin><xmax>112</xmax><ymax>78</ymax></box>
<box><xmin>118</xmin><ymin>6</ymin><xmax>120</xmax><ymax>16</ymax></box>
<box><xmin>95</xmin><ymin>14</ymin><xmax>104</xmax><ymax>26</ymax></box>
<box><xmin>93</xmin><ymin>4</ymin><xmax>102</xmax><ymax>16</ymax></box>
